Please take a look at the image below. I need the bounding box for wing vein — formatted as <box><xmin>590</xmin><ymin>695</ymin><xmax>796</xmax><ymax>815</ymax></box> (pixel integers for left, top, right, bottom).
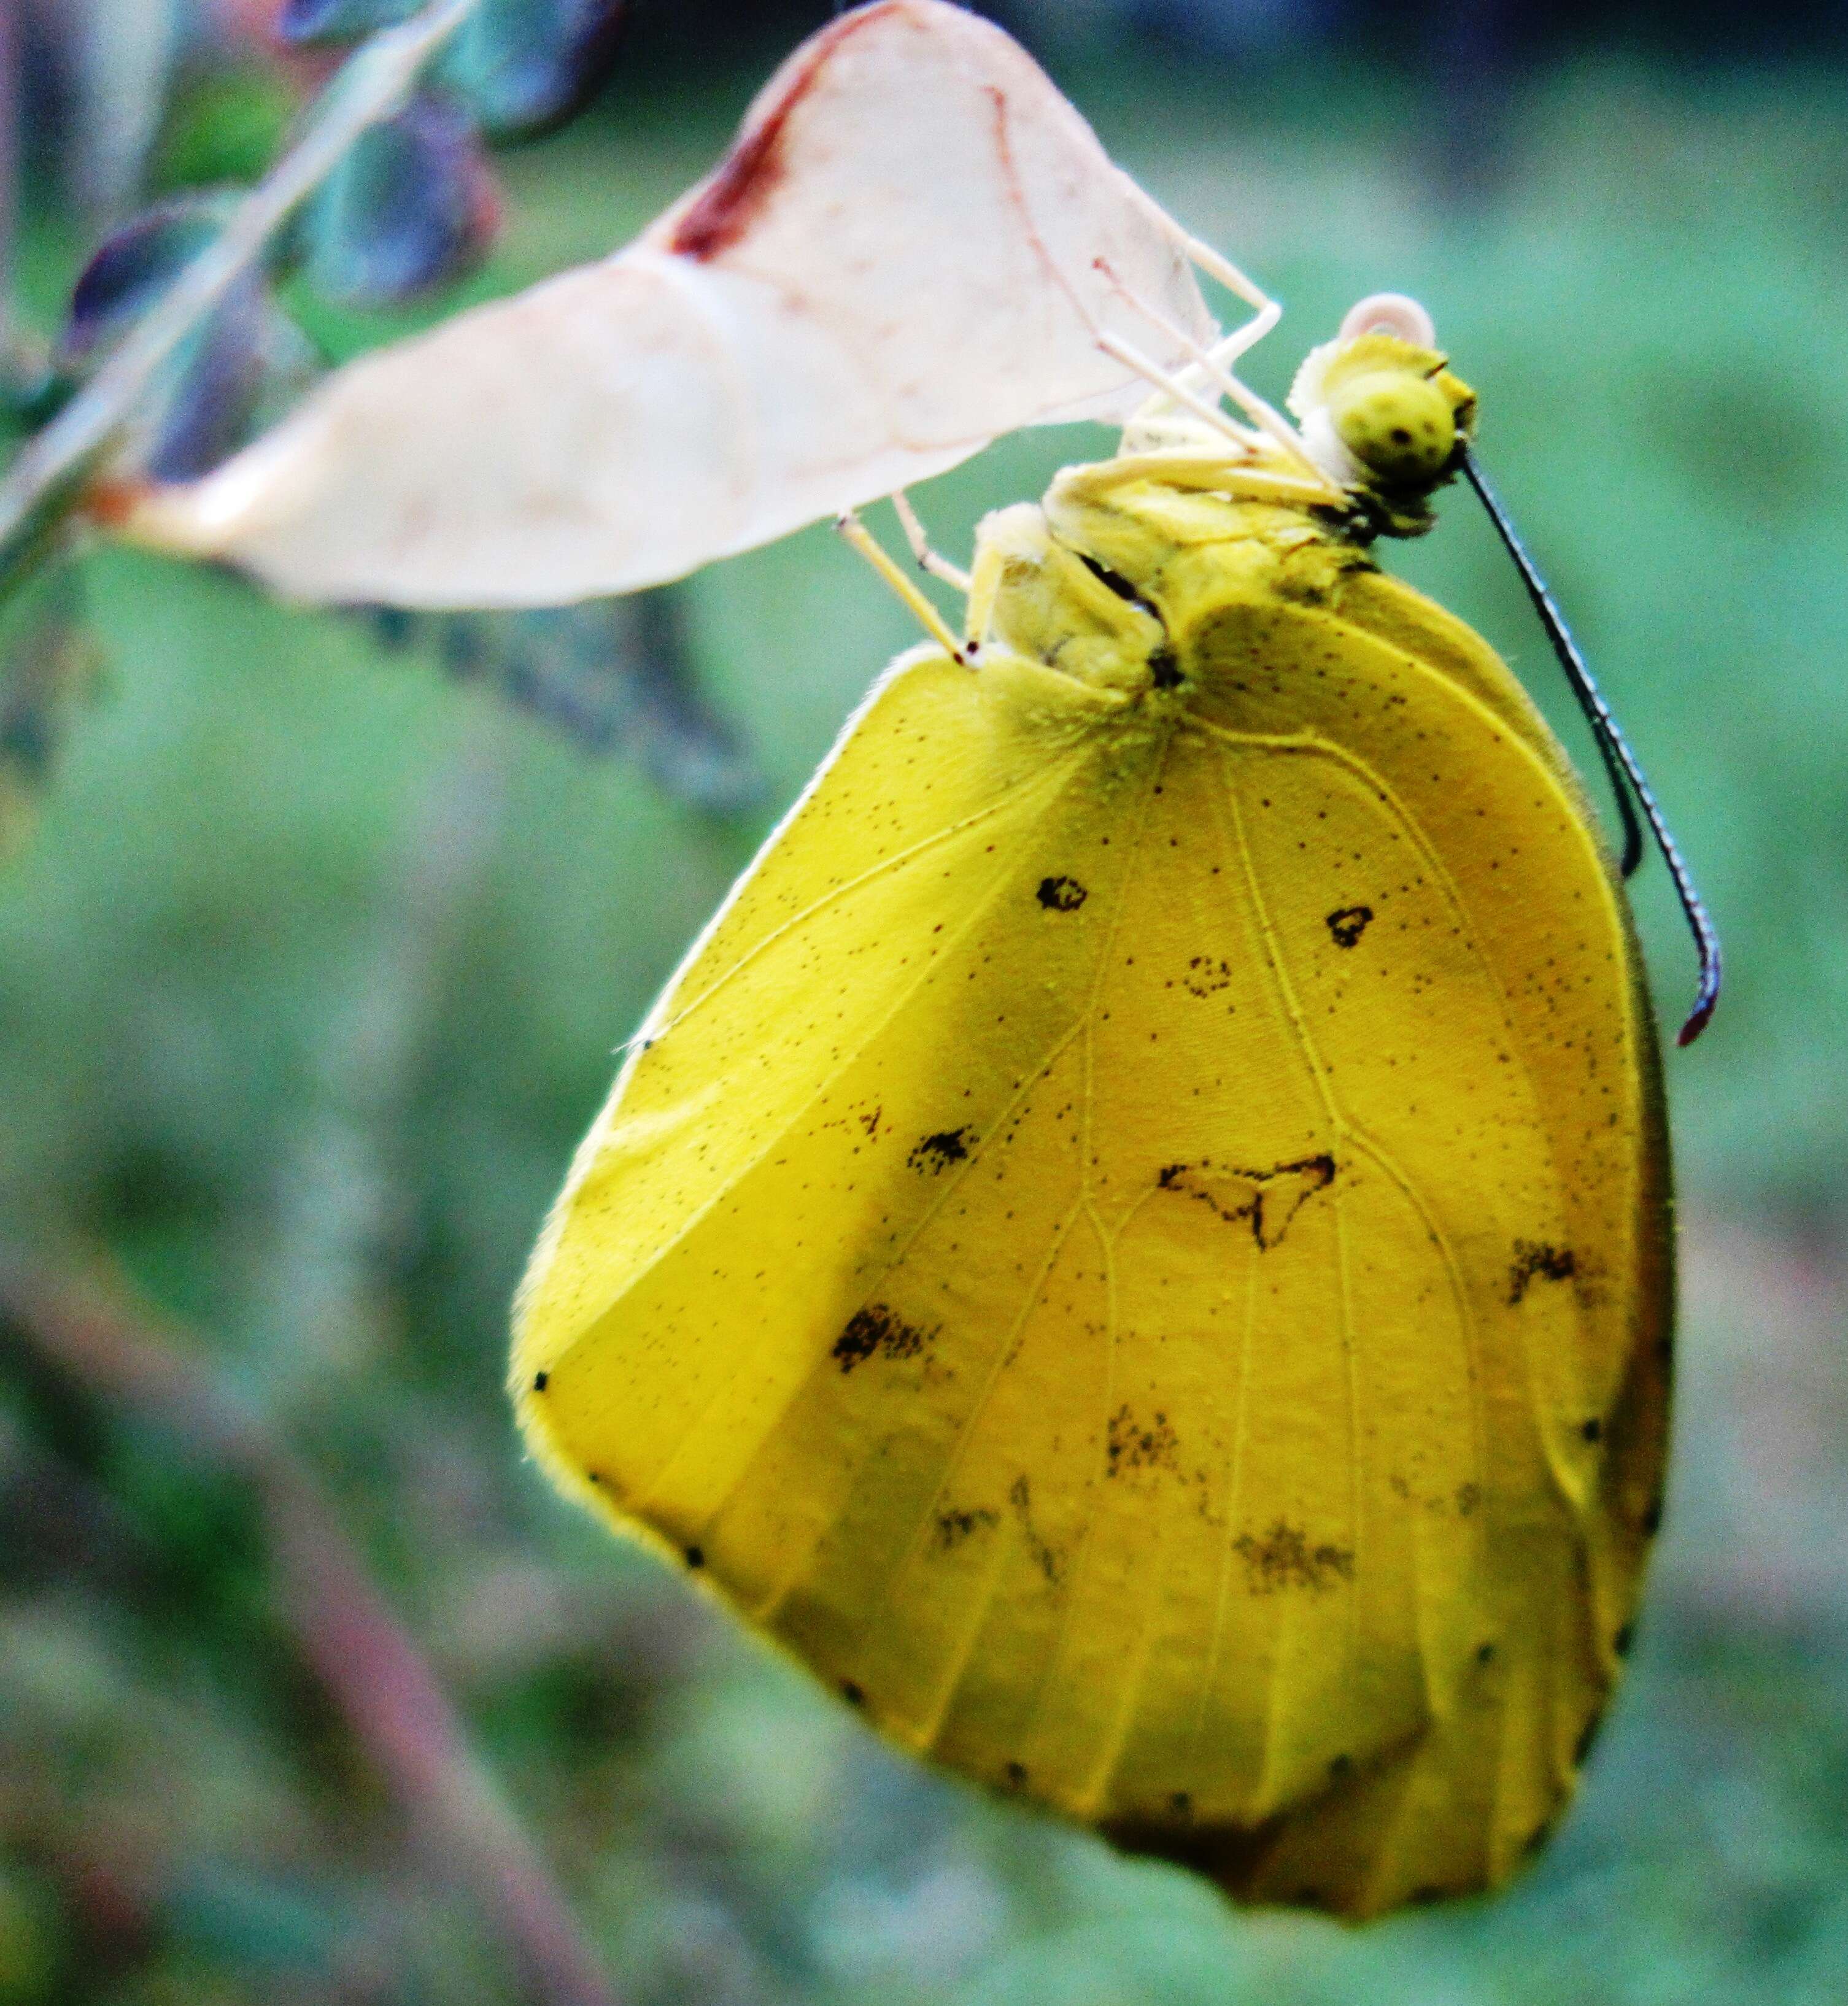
<box><xmin>1191</xmin><ymin>1250</ymin><xmax>1258</xmax><ymax>1764</ymax></box>
<box><xmin>1191</xmin><ymin>716</ymin><xmax>1593</xmax><ymax>1511</ymax></box>
<box><xmin>1207</xmin><ymin>739</ymin><xmax>1359</xmax><ymax>1810</ymax></box>
<box><xmin>661</xmin><ymin>750</ymin><xmax>1085</xmax><ymax>1036</ymax></box>
<box><xmin>1183</xmin><ymin>716</ymin><xmax>1564</xmax><ymax>1202</ymax></box>
<box><xmin>756</xmin><ymin>1016</ymin><xmax>1092</xmax><ymax>1639</ymax></box>
<box><xmin>1011</xmin><ymin>720</ymin><xmax>1177</xmax><ymax>1784</ymax></box>
<box><xmin>616</xmin><ymin>785</ymin><xmax>1099</xmax><ymax>1508</ymax></box>
<box><xmin>900</xmin><ymin>1200</ymin><xmax>1088</xmax><ymax>1748</ymax></box>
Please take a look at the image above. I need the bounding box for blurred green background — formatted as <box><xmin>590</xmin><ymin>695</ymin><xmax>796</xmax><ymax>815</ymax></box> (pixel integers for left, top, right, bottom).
<box><xmin>2</xmin><ymin>4</ymin><xmax>1847</xmax><ymax>2003</ymax></box>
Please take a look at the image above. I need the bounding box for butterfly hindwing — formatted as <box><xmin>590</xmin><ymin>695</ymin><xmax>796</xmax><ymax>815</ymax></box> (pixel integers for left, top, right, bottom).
<box><xmin>514</xmin><ymin>556</ymin><xmax>1668</xmax><ymax>1919</ymax></box>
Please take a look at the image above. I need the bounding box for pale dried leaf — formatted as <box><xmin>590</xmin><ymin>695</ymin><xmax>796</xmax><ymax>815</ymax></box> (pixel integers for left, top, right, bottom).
<box><xmin>116</xmin><ymin>1</ymin><xmax>1216</xmax><ymax>608</ymax></box>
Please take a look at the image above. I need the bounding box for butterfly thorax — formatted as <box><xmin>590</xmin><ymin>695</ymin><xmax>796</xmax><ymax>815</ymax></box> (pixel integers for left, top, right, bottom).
<box><xmin>968</xmin><ymin>476</ymin><xmax>1371</xmax><ymax>709</ymax></box>
<box><xmin>975</xmin><ymin>485</ymin><xmax>1348</xmax><ymax>706</ymax></box>
<box><xmin>965</xmin><ymin>332</ymin><xmax>1476</xmax><ymax>704</ymax></box>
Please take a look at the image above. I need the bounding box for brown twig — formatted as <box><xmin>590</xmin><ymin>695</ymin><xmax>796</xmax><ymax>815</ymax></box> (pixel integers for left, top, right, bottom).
<box><xmin>0</xmin><ymin>1249</ymin><xmax>624</xmax><ymax>2006</ymax></box>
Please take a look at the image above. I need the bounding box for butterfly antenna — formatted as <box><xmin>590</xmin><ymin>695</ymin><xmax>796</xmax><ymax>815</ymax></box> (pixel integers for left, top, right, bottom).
<box><xmin>1461</xmin><ymin>449</ymin><xmax>1720</xmax><ymax>1046</ymax></box>
<box><xmin>1460</xmin><ymin>453</ymin><xmax>1644</xmax><ymax>876</ymax></box>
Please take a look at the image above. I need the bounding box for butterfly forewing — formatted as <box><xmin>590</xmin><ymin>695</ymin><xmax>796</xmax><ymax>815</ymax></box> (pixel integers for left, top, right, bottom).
<box><xmin>514</xmin><ymin>649</ymin><xmax>1140</xmax><ymax>1543</ymax></box>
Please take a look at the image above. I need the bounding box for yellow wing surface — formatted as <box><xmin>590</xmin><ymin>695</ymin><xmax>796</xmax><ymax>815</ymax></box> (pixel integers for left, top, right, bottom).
<box><xmin>512</xmin><ymin>489</ymin><xmax>1669</xmax><ymax>1919</ymax></box>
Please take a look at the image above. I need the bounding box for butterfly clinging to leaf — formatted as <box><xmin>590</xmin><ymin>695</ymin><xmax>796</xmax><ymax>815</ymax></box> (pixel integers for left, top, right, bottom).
<box><xmin>106</xmin><ymin>0</ymin><xmax>1716</xmax><ymax>1922</ymax></box>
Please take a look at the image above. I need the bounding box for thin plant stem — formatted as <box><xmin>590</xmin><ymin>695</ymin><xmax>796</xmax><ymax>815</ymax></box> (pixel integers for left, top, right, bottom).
<box><xmin>0</xmin><ymin>1249</ymin><xmax>626</xmax><ymax>2006</ymax></box>
<box><xmin>0</xmin><ymin>0</ymin><xmax>484</xmax><ymax>584</ymax></box>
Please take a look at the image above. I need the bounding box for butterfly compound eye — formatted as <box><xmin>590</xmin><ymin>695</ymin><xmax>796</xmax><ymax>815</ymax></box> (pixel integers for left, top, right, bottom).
<box><xmin>1326</xmin><ymin>371</ymin><xmax>1458</xmax><ymax>485</ymax></box>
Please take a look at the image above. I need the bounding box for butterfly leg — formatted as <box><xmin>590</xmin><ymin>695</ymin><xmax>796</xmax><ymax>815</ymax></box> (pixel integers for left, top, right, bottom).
<box><xmin>1088</xmin><ymin>257</ymin><xmax>1332</xmax><ymax>490</ymax></box>
<box><xmin>1124</xmin><ymin>196</ymin><xmax>1286</xmax><ymax>369</ymax></box>
<box><xmin>1048</xmin><ymin>451</ymin><xmax>1336</xmax><ymax>512</ymax></box>
<box><xmin>835</xmin><ymin>509</ymin><xmax>968</xmax><ymax>664</ymax></box>
<box><xmin>891</xmin><ymin>491</ymin><xmax>973</xmax><ymax>595</ymax></box>
<box><xmin>1088</xmin><ymin>317</ymin><xmax>1257</xmax><ymax>453</ymax></box>
<box><xmin>1175</xmin><ymin>229</ymin><xmax>1283</xmax><ymax>357</ymax></box>
<box><xmin>962</xmin><ymin>538</ymin><xmax>1010</xmax><ymax>658</ymax></box>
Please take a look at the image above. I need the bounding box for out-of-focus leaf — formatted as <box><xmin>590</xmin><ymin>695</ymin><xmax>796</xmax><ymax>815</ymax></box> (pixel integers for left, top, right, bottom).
<box><xmin>0</xmin><ymin>558</ymin><xmax>100</xmax><ymax>865</ymax></box>
<box><xmin>441</xmin><ymin>0</ymin><xmax>627</xmax><ymax>136</ymax></box>
<box><xmin>371</xmin><ymin>587</ymin><xmax>763</xmax><ymax>814</ymax></box>
<box><xmin>59</xmin><ymin>201</ymin><xmax>236</xmax><ymax>369</ymax></box>
<box><xmin>616</xmin><ymin>587</ymin><xmax>763</xmax><ymax>813</ymax></box>
<box><xmin>139</xmin><ymin>284</ymin><xmax>275</xmax><ymax>481</ymax></box>
<box><xmin>0</xmin><ymin>351</ymin><xmax>60</xmax><ymax>439</ymax></box>
<box><xmin>278</xmin><ymin>0</ymin><xmax>423</xmax><ymax>44</ymax></box>
<box><xmin>57</xmin><ymin>203</ymin><xmax>315</xmax><ymax>484</ymax></box>
<box><xmin>302</xmin><ymin>93</ymin><xmax>500</xmax><ymax>307</ymax></box>
<box><xmin>283</xmin><ymin>0</ymin><xmax>625</xmax><ymax>138</ymax></box>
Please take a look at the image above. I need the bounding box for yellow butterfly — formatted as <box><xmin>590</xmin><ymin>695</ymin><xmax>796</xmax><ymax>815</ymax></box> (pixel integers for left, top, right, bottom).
<box><xmin>106</xmin><ymin>0</ymin><xmax>1718</xmax><ymax>1924</ymax></box>
<box><xmin>509</xmin><ymin>289</ymin><xmax>1706</xmax><ymax>1916</ymax></box>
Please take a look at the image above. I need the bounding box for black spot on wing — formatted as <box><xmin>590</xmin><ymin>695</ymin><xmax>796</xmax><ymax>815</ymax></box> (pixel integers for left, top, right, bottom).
<box><xmin>1326</xmin><ymin>903</ymin><xmax>1374</xmax><ymax>947</ymax></box>
<box><xmin>1036</xmin><ymin>875</ymin><xmax>1087</xmax><ymax>912</ymax></box>
<box><xmin>1105</xmin><ymin>1403</ymin><xmax>1178</xmax><ymax>1477</ymax></box>
<box><xmin>1183</xmin><ymin>955</ymin><xmax>1232</xmax><ymax>997</ymax></box>
<box><xmin>1233</xmin><ymin>1521</ymin><xmax>1355</xmax><ymax>1594</ymax></box>
<box><xmin>833</xmin><ymin>1303</ymin><xmax>931</xmax><ymax>1372</ymax></box>
<box><xmin>1509</xmin><ymin>1239</ymin><xmax>1577</xmax><ymax>1305</ymax></box>
<box><xmin>907</xmin><ymin>1127</ymin><xmax>973</xmax><ymax>1173</ymax></box>
<box><xmin>933</xmin><ymin>1506</ymin><xmax>999</xmax><ymax>1551</ymax></box>
<box><xmin>1008</xmin><ymin>1473</ymin><xmax>1064</xmax><ymax>1586</ymax></box>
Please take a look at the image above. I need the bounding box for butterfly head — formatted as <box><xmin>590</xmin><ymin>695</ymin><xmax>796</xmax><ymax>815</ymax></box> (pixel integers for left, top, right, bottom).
<box><xmin>1289</xmin><ymin>294</ymin><xmax>1476</xmax><ymax>538</ymax></box>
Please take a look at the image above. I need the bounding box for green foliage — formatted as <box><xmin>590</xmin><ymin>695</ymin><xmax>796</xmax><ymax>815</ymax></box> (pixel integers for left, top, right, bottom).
<box><xmin>149</xmin><ymin>68</ymin><xmax>301</xmax><ymax>195</ymax></box>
